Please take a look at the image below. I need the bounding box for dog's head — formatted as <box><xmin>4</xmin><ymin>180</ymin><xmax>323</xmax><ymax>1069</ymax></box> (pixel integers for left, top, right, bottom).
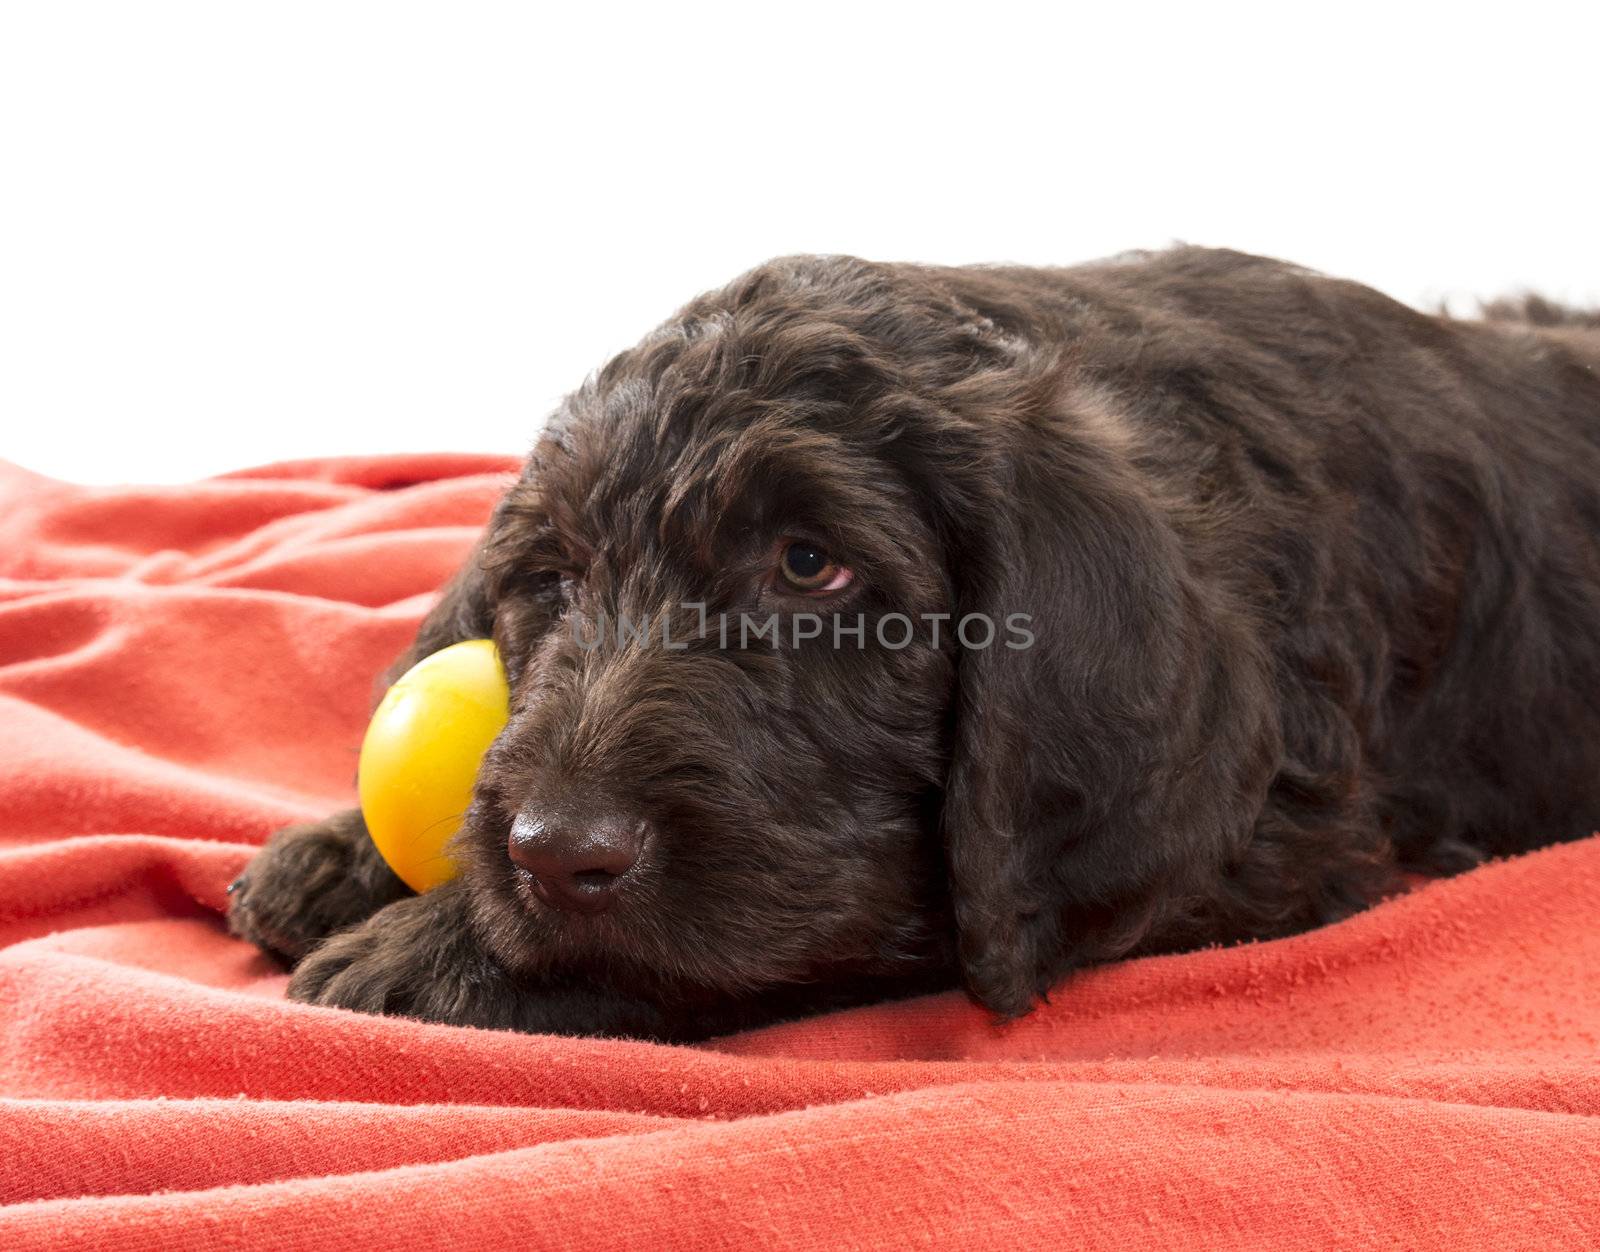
<box><xmin>455</xmin><ymin>256</ymin><xmax>1278</xmax><ymax>1018</ymax></box>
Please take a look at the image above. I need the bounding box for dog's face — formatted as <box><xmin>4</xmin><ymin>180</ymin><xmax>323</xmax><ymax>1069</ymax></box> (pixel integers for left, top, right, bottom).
<box><xmin>450</xmin><ymin>257</ymin><xmax>1279</xmax><ymax>1019</ymax></box>
<box><xmin>464</xmin><ymin>370</ymin><xmax>959</xmax><ymax>999</ymax></box>
<box><xmin>455</xmin><ymin>266</ymin><xmax>992</xmax><ymax>1003</ymax></box>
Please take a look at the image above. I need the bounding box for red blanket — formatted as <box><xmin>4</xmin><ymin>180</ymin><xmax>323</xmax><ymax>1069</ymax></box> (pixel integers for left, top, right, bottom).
<box><xmin>2</xmin><ymin>454</ymin><xmax>1597</xmax><ymax>1250</ymax></box>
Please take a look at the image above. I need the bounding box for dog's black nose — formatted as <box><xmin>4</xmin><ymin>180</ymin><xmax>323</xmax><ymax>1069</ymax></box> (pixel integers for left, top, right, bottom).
<box><xmin>507</xmin><ymin>810</ymin><xmax>645</xmax><ymax>914</ymax></box>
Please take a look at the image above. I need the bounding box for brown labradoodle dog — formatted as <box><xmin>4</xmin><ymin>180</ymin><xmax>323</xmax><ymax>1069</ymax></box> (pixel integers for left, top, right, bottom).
<box><xmin>229</xmin><ymin>247</ymin><xmax>1600</xmax><ymax>1040</ymax></box>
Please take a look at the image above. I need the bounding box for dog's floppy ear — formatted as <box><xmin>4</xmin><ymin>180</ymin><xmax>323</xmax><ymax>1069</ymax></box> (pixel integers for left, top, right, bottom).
<box><xmin>936</xmin><ymin>387</ymin><xmax>1279</xmax><ymax>1017</ymax></box>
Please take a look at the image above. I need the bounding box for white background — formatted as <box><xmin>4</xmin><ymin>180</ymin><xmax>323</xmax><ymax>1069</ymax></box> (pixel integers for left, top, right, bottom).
<box><xmin>3</xmin><ymin>2</ymin><xmax>1596</xmax><ymax>484</ymax></box>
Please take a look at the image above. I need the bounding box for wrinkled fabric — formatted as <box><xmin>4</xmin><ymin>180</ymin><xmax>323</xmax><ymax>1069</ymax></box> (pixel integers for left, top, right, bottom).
<box><xmin>1</xmin><ymin>454</ymin><xmax>1596</xmax><ymax>1250</ymax></box>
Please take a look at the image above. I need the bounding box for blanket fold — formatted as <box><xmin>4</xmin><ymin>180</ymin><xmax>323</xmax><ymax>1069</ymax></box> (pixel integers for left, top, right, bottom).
<box><xmin>1</xmin><ymin>455</ymin><xmax>1596</xmax><ymax>1250</ymax></box>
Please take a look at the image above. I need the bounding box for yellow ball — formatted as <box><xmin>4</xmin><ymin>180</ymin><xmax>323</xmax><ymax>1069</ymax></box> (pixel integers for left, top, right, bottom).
<box><xmin>358</xmin><ymin>639</ymin><xmax>510</xmax><ymax>893</ymax></box>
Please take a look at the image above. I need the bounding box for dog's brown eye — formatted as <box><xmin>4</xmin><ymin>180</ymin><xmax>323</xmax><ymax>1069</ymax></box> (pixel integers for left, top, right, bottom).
<box><xmin>778</xmin><ymin>541</ymin><xmax>851</xmax><ymax>593</ymax></box>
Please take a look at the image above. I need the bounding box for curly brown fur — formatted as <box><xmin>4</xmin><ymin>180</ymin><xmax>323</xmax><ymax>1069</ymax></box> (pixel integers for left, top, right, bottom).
<box><xmin>230</xmin><ymin>247</ymin><xmax>1600</xmax><ymax>1040</ymax></box>
<box><xmin>228</xmin><ymin>809</ymin><xmax>409</xmax><ymax>962</ymax></box>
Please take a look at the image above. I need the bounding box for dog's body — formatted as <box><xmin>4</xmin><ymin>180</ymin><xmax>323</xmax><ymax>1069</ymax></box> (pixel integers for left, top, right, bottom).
<box><xmin>230</xmin><ymin>248</ymin><xmax>1600</xmax><ymax>1039</ymax></box>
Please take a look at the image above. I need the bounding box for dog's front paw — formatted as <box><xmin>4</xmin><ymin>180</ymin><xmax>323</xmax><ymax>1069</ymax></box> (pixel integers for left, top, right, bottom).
<box><xmin>284</xmin><ymin>907</ymin><xmax>413</xmax><ymax>1015</ymax></box>
<box><xmin>286</xmin><ymin>887</ymin><xmax>507</xmax><ymax>1025</ymax></box>
<box><xmin>228</xmin><ymin>809</ymin><xmax>408</xmax><ymax>963</ymax></box>
<box><xmin>286</xmin><ymin>886</ymin><xmax>685</xmax><ymax>1038</ymax></box>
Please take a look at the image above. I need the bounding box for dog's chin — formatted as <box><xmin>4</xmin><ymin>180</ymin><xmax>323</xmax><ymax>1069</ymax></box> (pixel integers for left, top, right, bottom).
<box><xmin>469</xmin><ymin>856</ymin><xmax>717</xmax><ymax>986</ymax></box>
<box><xmin>473</xmin><ymin>869</ymin><xmax>847</xmax><ymax>999</ymax></box>
<box><xmin>461</xmin><ymin>813</ymin><xmax>937</xmax><ymax>1000</ymax></box>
